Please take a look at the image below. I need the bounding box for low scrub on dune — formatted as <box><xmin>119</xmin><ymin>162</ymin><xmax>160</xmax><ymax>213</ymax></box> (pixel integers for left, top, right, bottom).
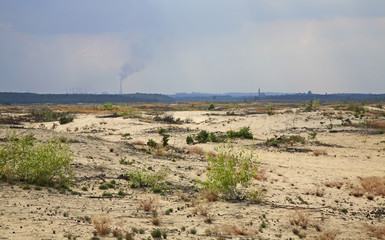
<box><xmin>0</xmin><ymin>133</ymin><xmax>74</xmax><ymax>186</ymax></box>
<box><xmin>198</xmin><ymin>142</ymin><xmax>259</xmax><ymax>200</ymax></box>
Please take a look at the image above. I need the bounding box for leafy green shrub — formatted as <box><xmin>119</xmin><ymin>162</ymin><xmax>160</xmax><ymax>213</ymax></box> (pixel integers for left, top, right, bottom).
<box><xmin>29</xmin><ymin>109</ymin><xmax>72</xmax><ymax>123</ymax></box>
<box><xmin>99</xmin><ymin>181</ymin><xmax>115</xmax><ymax>190</ymax></box>
<box><xmin>208</xmin><ymin>103</ymin><xmax>215</xmax><ymax>111</ymax></box>
<box><xmin>125</xmin><ymin>167</ymin><xmax>169</xmax><ymax>191</ymax></box>
<box><xmin>151</xmin><ymin>228</ymin><xmax>162</xmax><ymax>238</ymax></box>
<box><xmin>99</xmin><ymin>102</ymin><xmax>119</xmax><ymax>110</ymax></box>
<box><xmin>208</xmin><ymin>132</ymin><xmax>219</xmax><ymax>142</ymax></box>
<box><xmin>147</xmin><ymin>139</ymin><xmax>157</xmax><ymax>148</ymax></box>
<box><xmin>196</xmin><ymin>130</ymin><xmax>209</xmax><ymax>143</ymax></box>
<box><xmin>0</xmin><ymin>134</ymin><xmax>73</xmax><ymax>186</ymax></box>
<box><xmin>198</xmin><ymin>142</ymin><xmax>259</xmax><ymax>200</ymax></box>
<box><xmin>226</xmin><ymin>126</ymin><xmax>253</xmax><ymax>139</ymax></box>
<box><xmin>59</xmin><ymin>115</ymin><xmax>74</xmax><ymax>125</ymax></box>
<box><xmin>120</xmin><ymin>108</ymin><xmax>142</xmax><ymax>118</ymax></box>
<box><xmin>304</xmin><ymin>99</ymin><xmax>320</xmax><ymax>112</ymax></box>
<box><xmin>266</xmin><ymin>106</ymin><xmax>274</xmax><ymax>115</ymax></box>
<box><xmin>158</xmin><ymin>128</ymin><xmax>170</xmax><ymax>147</ymax></box>
<box><xmin>186</xmin><ymin>135</ymin><xmax>194</xmax><ymax>145</ymax></box>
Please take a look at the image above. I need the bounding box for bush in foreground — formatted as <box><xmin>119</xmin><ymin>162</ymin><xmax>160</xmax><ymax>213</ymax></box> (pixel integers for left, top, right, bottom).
<box><xmin>0</xmin><ymin>134</ymin><xmax>74</xmax><ymax>186</ymax></box>
<box><xmin>198</xmin><ymin>142</ymin><xmax>259</xmax><ymax>200</ymax></box>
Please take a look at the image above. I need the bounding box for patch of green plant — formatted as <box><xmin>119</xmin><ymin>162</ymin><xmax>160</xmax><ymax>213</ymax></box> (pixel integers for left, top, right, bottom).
<box><xmin>265</xmin><ymin>135</ymin><xmax>305</xmax><ymax>147</ymax></box>
<box><xmin>266</xmin><ymin>106</ymin><xmax>274</xmax><ymax>115</ymax></box>
<box><xmin>99</xmin><ymin>180</ymin><xmax>115</xmax><ymax>190</ymax></box>
<box><xmin>59</xmin><ymin>115</ymin><xmax>74</xmax><ymax>125</ymax></box>
<box><xmin>147</xmin><ymin>139</ymin><xmax>157</xmax><ymax>148</ymax></box>
<box><xmin>196</xmin><ymin>130</ymin><xmax>209</xmax><ymax>143</ymax></box>
<box><xmin>120</xmin><ymin>108</ymin><xmax>142</xmax><ymax>118</ymax></box>
<box><xmin>119</xmin><ymin>157</ymin><xmax>135</xmax><ymax>165</ymax></box>
<box><xmin>151</xmin><ymin>228</ymin><xmax>162</xmax><ymax>238</ymax></box>
<box><xmin>208</xmin><ymin>103</ymin><xmax>215</xmax><ymax>111</ymax></box>
<box><xmin>186</xmin><ymin>135</ymin><xmax>194</xmax><ymax>145</ymax></box>
<box><xmin>307</xmin><ymin>132</ymin><xmax>317</xmax><ymax>140</ymax></box>
<box><xmin>158</xmin><ymin>128</ymin><xmax>170</xmax><ymax>147</ymax></box>
<box><xmin>248</xmin><ymin>189</ymin><xmax>266</xmax><ymax>204</ymax></box>
<box><xmin>226</xmin><ymin>126</ymin><xmax>253</xmax><ymax>139</ymax></box>
<box><xmin>0</xmin><ymin>133</ymin><xmax>73</xmax><ymax>186</ymax></box>
<box><xmin>190</xmin><ymin>228</ymin><xmax>197</xmax><ymax>234</ymax></box>
<box><xmin>303</xmin><ymin>98</ymin><xmax>320</xmax><ymax>112</ymax></box>
<box><xmin>198</xmin><ymin>142</ymin><xmax>259</xmax><ymax>200</ymax></box>
<box><xmin>154</xmin><ymin>114</ymin><xmax>181</xmax><ymax>124</ymax></box>
<box><xmin>102</xmin><ymin>192</ymin><xmax>113</xmax><ymax>197</ymax></box>
<box><xmin>125</xmin><ymin>167</ymin><xmax>169</xmax><ymax>192</ymax></box>
<box><xmin>29</xmin><ymin>109</ymin><xmax>73</xmax><ymax>123</ymax></box>
<box><xmin>99</xmin><ymin>102</ymin><xmax>119</xmax><ymax>110</ymax></box>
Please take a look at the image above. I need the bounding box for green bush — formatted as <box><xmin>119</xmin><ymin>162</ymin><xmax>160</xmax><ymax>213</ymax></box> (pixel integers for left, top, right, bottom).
<box><xmin>59</xmin><ymin>115</ymin><xmax>74</xmax><ymax>125</ymax></box>
<box><xmin>99</xmin><ymin>102</ymin><xmax>119</xmax><ymax>110</ymax></box>
<box><xmin>265</xmin><ymin>135</ymin><xmax>305</xmax><ymax>147</ymax></box>
<box><xmin>125</xmin><ymin>167</ymin><xmax>169</xmax><ymax>191</ymax></box>
<box><xmin>198</xmin><ymin>142</ymin><xmax>259</xmax><ymax>200</ymax></box>
<box><xmin>0</xmin><ymin>134</ymin><xmax>73</xmax><ymax>186</ymax></box>
<box><xmin>196</xmin><ymin>130</ymin><xmax>209</xmax><ymax>143</ymax></box>
<box><xmin>29</xmin><ymin>109</ymin><xmax>73</xmax><ymax>123</ymax></box>
<box><xmin>186</xmin><ymin>135</ymin><xmax>194</xmax><ymax>145</ymax></box>
<box><xmin>147</xmin><ymin>139</ymin><xmax>157</xmax><ymax>148</ymax></box>
<box><xmin>226</xmin><ymin>126</ymin><xmax>253</xmax><ymax>139</ymax></box>
<box><xmin>208</xmin><ymin>103</ymin><xmax>215</xmax><ymax>111</ymax></box>
<box><xmin>158</xmin><ymin>128</ymin><xmax>170</xmax><ymax>147</ymax></box>
<box><xmin>151</xmin><ymin>229</ymin><xmax>162</xmax><ymax>238</ymax></box>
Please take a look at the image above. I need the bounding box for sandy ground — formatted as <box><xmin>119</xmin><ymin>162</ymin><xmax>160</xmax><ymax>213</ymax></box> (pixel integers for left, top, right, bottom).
<box><xmin>0</xmin><ymin>106</ymin><xmax>385</xmax><ymax>239</ymax></box>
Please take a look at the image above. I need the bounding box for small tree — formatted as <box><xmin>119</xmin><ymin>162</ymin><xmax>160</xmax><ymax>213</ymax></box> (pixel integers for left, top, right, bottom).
<box><xmin>198</xmin><ymin>142</ymin><xmax>259</xmax><ymax>200</ymax></box>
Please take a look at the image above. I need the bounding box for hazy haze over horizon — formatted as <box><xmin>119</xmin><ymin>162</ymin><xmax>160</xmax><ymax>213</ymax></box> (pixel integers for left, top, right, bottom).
<box><xmin>1</xmin><ymin>1</ymin><xmax>385</xmax><ymax>94</ymax></box>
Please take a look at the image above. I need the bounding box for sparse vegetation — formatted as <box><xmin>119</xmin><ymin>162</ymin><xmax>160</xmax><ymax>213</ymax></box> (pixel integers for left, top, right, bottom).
<box><xmin>0</xmin><ymin>133</ymin><xmax>73</xmax><ymax>186</ymax></box>
<box><xmin>198</xmin><ymin>142</ymin><xmax>259</xmax><ymax>200</ymax></box>
<box><xmin>125</xmin><ymin>167</ymin><xmax>169</xmax><ymax>192</ymax></box>
<box><xmin>226</xmin><ymin>126</ymin><xmax>253</xmax><ymax>139</ymax></box>
<box><xmin>92</xmin><ymin>215</ymin><xmax>111</xmax><ymax>236</ymax></box>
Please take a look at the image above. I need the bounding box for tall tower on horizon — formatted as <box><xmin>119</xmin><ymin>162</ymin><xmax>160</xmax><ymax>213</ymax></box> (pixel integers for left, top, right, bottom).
<box><xmin>258</xmin><ymin>88</ymin><xmax>261</xmax><ymax>97</ymax></box>
<box><xmin>119</xmin><ymin>80</ymin><xmax>123</xmax><ymax>95</ymax></box>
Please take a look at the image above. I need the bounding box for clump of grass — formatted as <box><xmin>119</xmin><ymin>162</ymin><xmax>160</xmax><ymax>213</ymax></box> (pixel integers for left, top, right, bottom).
<box><xmin>324</xmin><ymin>181</ymin><xmax>344</xmax><ymax>189</ymax></box>
<box><xmin>99</xmin><ymin>180</ymin><xmax>116</xmax><ymax>190</ymax></box>
<box><xmin>289</xmin><ymin>210</ymin><xmax>310</xmax><ymax>229</ymax></box>
<box><xmin>350</xmin><ymin>176</ymin><xmax>385</xmax><ymax>197</ymax></box>
<box><xmin>364</xmin><ymin>224</ymin><xmax>385</xmax><ymax>239</ymax></box>
<box><xmin>139</xmin><ymin>197</ymin><xmax>159</xmax><ymax>212</ymax></box>
<box><xmin>92</xmin><ymin>215</ymin><xmax>111</xmax><ymax>236</ymax></box>
<box><xmin>125</xmin><ymin>167</ymin><xmax>169</xmax><ymax>192</ymax></box>
<box><xmin>0</xmin><ymin>133</ymin><xmax>73</xmax><ymax>186</ymax></box>
<box><xmin>313</xmin><ymin>150</ymin><xmax>327</xmax><ymax>156</ymax></box>
<box><xmin>187</xmin><ymin>146</ymin><xmax>205</xmax><ymax>156</ymax></box>
<box><xmin>222</xmin><ymin>225</ymin><xmax>250</xmax><ymax>236</ymax></box>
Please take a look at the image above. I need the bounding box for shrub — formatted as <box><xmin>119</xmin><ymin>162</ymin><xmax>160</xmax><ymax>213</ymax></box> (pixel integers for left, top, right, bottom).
<box><xmin>151</xmin><ymin>228</ymin><xmax>162</xmax><ymax>238</ymax></box>
<box><xmin>196</xmin><ymin>130</ymin><xmax>209</xmax><ymax>143</ymax></box>
<box><xmin>158</xmin><ymin>128</ymin><xmax>170</xmax><ymax>147</ymax></box>
<box><xmin>265</xmin><ymin>135</ymin><xmax>305</xmax><ymax>147</ymax></box>
<box><xmin>147</xmin><ymin>139</ymin><xmax>157</xmax><ymax>148</ymax></box>
<box><xmin>226</xmin><ymin>127</ymin><xmax>253</xmax><ymax>139</ymax></box>
<box><xmin>186</xmin><ymin>135</ymin><xmax>194</xmax><ymax>145</ymax></box>
<box><xmin>208</xmin><ymin>103</ymin><xmax>215</xmax><ymax>111</ymax></box>
<box><xmin>92</xmin><ymin>215</ymin><xmax>111</xmax><ymax>235</ymax></box>
<box><xmin>0</xmin><ymin>134</ymin><xmax>73</xmax><ymax>186</ymax></box>
<box><xmin>100</xmin><ymin>102</ymin><xmax>119</xmax><ymax>110</ymax></box>
<box><xmin>59</xmin><ymin>115</ymin><xmax>74</xmax><ymax>125</ymax></box>
<box><xmin>198</xmin><ymin>142</ymin><xmax>259</xmax><ymax>200</ymax></box>
<box><xmin>125</xmin><ymin>167</ymin><xmax>169</xmax><ymax>191</ymax></box>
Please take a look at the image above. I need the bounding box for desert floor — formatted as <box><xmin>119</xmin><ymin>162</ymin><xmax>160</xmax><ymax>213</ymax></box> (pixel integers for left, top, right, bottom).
<box><xmin>0</xmin><ymin>103</ymin><xmax>384</xmax><ymax>240</ymax></box>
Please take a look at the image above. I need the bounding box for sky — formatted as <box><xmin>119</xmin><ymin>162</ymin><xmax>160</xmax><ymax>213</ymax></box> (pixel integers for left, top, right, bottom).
<box><xmin>0</xmin><ymin>1</ymin><xmax>385</xmax><ymax>94</ymax></box>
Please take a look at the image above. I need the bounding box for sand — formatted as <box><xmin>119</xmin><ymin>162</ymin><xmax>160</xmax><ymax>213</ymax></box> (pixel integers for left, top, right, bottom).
<box><xmin>0</xmin><ymin>106</ymin><xmax>384</xmax><ymax>239</ymax></box>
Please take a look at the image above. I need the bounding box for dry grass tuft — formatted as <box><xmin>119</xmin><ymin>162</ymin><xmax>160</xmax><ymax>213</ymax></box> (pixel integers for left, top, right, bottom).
<box><xmin>325</xmin><ymin>181</ymin><xmax>344</xmax><ymax>189</ymax></box>
<box><xmin>92</xmin><ymin>215</ymin><xmax>111</xmax><ymax>236</ymax></box>
<box><xmin>222</xmin><ymin>225</ymin><xmax>250</xmax><ymax>236</ymax></box>
<box><xmin>188</xmin><ymin>146</ymin><xmax>206</xmax><ymax>156</ymax></box>
<box><xmin>316</xmin><ymin>229</ymin><xmax>339</xmax><ymax>240</ymax></box>
<box><xmin>350</xmin><ymin>176</ymin><xmax>385</xmax><ymax>197</ymax></box>
<box><xmin>202</xmin><ymin>190</ymin><xmax>219</xmax><ymax>202</ymax></box>
<box><xmin>254</xmin><ymin>168</ymin><xmax>268</xmax><ymax>181</ymax></box>
<box><xmin>139</xmin><ymin>197</ymin><xmax>159</xmax><ymax>212</ymax></box>
<box><xmin>364</xmin><ymin>224</ymin><xmax>385</xmax><ymax>239</ymax></box>
<box><xmin>193</xmin><ymin>204</ymin><xmax>210</xmax><ymax>216</ymax></box>
<box><xmin>313</xmin><ymin>150</ymin><xmax>327</xmax><ymax>156</ymax></box>
<box><xmin>366</xmin><ymin>120</ymin><xmax>385</xmax><ymax>129</ymax></box>
<box><xmin>290</xmin><ymin>210</ymin><xmax>310</xmax><ymax>229</ymax></box>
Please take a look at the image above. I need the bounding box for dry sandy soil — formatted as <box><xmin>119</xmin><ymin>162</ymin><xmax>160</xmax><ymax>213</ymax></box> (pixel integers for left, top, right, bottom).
<box><xmin>0</xmin><ymin>104</ymin><xmax>385</xmax><ymax>240</ymax></box>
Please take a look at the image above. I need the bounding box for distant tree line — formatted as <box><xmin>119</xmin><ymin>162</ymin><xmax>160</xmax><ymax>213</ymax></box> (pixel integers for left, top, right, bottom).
<box><xmin>0</xmin><ymin>92</ymin><xmax>384</xmax><ymax>105</ymax></box>
<box><xmin>0</xmin><ymin>92</ymin><xmax>174</xmax><ymax>105</ymax></box>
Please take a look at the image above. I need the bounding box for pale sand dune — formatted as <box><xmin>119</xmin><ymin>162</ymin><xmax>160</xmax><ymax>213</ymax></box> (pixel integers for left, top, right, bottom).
<box><xmin>1</xmin><ymin>107</ymin><xmax>385</xmax><ymax>239</ymax></box>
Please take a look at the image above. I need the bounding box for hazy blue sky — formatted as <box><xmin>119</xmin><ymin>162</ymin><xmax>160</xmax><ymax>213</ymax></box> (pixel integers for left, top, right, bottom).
<box><xmin>1</xmin><ymin>1</ymin><xmax>385</xmax><ymax>94</ymax></box>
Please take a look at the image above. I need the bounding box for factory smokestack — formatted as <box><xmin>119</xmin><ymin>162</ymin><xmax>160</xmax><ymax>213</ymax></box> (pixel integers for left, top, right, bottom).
<box><xmin>119</xmin><ymin>62</ymin><xmax>144</xmax><ymax>94</ymax></box>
